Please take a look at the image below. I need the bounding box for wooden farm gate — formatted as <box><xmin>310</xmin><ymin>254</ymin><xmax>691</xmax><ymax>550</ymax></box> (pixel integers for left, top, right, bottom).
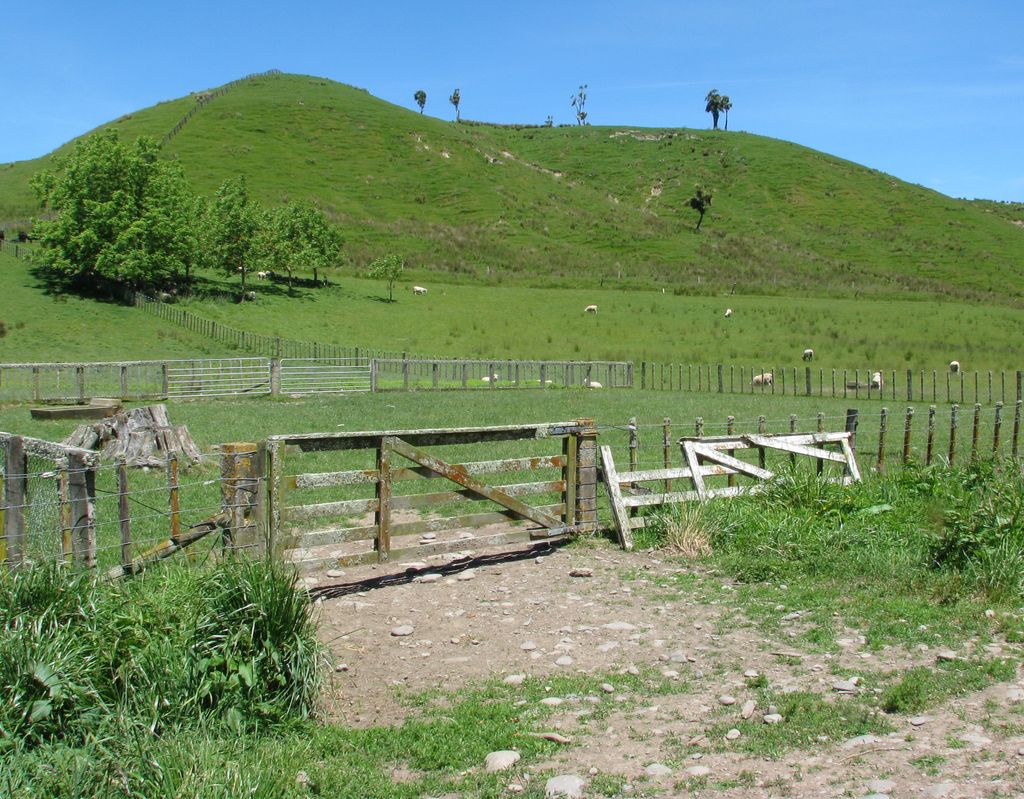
<box><xmin>601</xmin><ymin>430</ymin><xmax>860</xmax><ymax>549</ymax></box>
<box><xmin>267</xmin><ymin>421</ymin><xmax>599</xmax><ymax>572</ymax></box>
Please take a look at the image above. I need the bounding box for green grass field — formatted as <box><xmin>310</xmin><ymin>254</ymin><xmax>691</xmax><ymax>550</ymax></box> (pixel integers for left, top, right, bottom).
<box><xmin>2</xmin><ymin>73</ymin><xmax>1023</xmax><ymax>302</ymax></box>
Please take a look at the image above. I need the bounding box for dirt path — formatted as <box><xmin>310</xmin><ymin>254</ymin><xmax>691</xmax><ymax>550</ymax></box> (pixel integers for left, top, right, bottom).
<box><xmin>311</xmin><ymin>542</ymin><xmax>1024</xmax><ymax>798</ymax></box>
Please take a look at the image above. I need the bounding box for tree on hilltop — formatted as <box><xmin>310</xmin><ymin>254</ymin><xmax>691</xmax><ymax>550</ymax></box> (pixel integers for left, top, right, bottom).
<box><xmin>414</xmin><ymin>89</ymin><xmax>427</xmax><ymax>114</ymax></box>
<box><xmin>705</xmin><ymin>89</ymin><xmax>723</xmax><ymax>130</ymax></box>
<box><xmin>689</xmin><ymin>184</ymin><xmax>713</xmax><ymax>231</ymax></box>
<box><xmin>571</xmin><ymin>84</ymin><xmax>589</xmax><ymax>125</ymax></box>
<box><xmin>367</xmin><ymin>254</ymin><xmax>404</xmax><ymax>302</ymax></box>
<box><xmin>449</xmin><ymin>88</ymin><xmax>461</xmax><ymax>121</ymax></box>
<box><xmin>720</xmin><ymin>94</ymin><xmax>733</xmax><ymax>130</ymax></box>
<box><xmin>30</xmin><ymin>129</ymin><xmax>198</xmax><ymax>297</ymax></box>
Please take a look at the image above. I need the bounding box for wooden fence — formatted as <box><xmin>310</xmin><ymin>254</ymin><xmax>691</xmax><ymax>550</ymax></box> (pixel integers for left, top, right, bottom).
<box><xmin>264</xmin><ymin>422</ymin><xmax>600</xmax><ymax>572</ymax></box>
<box><xmin>159</xmin><ymin>69</ymin><xmax>282</xmax><ymax>147</ymax></box>
<box><xmin>640</xmin><ymin>362</ymin><xmax>1024</xmax><ymax>406</ymax></box>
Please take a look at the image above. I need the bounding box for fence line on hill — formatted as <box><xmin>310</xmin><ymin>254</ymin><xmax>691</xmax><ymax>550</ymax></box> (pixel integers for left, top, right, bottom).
<box><xmin>159</xmin><ymin>69</ymin><xmax>282</xmax><ymax>147</ymax></box>
<box><xmin>639</xmin><ymin>361</ymin><xmax>1024</xmax><ymax>406</ymax></box>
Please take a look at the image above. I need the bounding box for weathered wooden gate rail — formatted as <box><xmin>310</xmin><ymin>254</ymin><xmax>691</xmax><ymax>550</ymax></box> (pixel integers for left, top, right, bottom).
<box><xmin>640</xmin><ymin>362</ymin><xmax>1024</xmax><ymax>406</ymax></box>
<box><xmin>266</xmin><ymin>421</ymin><xmax>600</xmax><ymax>572</ymax></box>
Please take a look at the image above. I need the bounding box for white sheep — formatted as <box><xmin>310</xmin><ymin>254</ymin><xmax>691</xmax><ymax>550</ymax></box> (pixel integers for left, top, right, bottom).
<box><xmin>584</xmin><ymin>304</ymin><xmax>598</xmax><ymax>314</ymax></box>
<box><xmin>752</xmin><ymin>372</ymin><xmax>773</xmax><ymax>387</ymax></box>
<box><xmin>584</xmin><ymin>378</ymin><xmax>603</xmax><ymax>388</ymax></box>
<box><xmin>256</xmin><ymin>270</ymin><xmax>270</xmax><ymax>280</ymax></box>
<box><xmin>870</xmin><ymin>371</ymin><xmax>884</xmax><ymax>390</ymax></box>
<box><xmin>724</xmin><ymin>308</ymin><xmax>733</xmax><ymax>318</ymax></box>
<box><xmin>949</xmin><ymin>360</ymin><xmax>961</xmax><ymax>374</ymax></box>
<box><xmin>802</xmin><ymin>348</ymin><xmax>814</xmax><ymax>362</ymax></box>
<box><xmin>480</xmin><ymin>373</ymin><xmax>499</xmax><ymax>383</ymax></box>
<box><xmin>244</xmin><ymin>290</ymin><xmax>257</xmax><ymax>302</ymax></box>
<box><xmin>413</xmin><ymin>285</ymin><xmax>428</xmax><ymax>295</ymax></box>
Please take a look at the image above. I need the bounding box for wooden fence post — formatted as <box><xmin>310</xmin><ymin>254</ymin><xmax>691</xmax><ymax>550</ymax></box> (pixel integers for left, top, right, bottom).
<box><xmin>805</xmin><ymin>366</ymin><xmax>812</xmax><ymax>397</ymax></box>
<box><xmin>926</xmin><ymin>405</ymin><xmax>936</xmax><ymax>465</ymax></box>
<box><xmin>120</xmin><ymin>365</ymin><xmax>129</xmax><ymax>399</ymax></box>
<box><xmin>167</xmin><ymin>452</ymin><xmax>181</xmax><ymax>552</ymax></box>
<box><xmin>970</xmin><ymin>403</ymin><xmax>981</xmax><ymax>462</ymax></box>
<box><xmin>627</xmin><ymin>417</ymin><xmax>638</xmax><ymax>474</ymax></box>
<box><xmin>727</xmin><ymin>416</ymin><xmax>736</xmax><ymax>487</ymax></box>
<box><xmin>1017</xmin><ymin>371</ymin><xmax>1022</xmax><ymax>403</ymax></box>
<box><xmin>220</xmin><ymin>443</ymin><xmax>264</xmax><ymax>555</ymax></box>
<box><xmin>695</xmin><ymin>416</ymin><xmax>704</xmax><ymax>438</ymax></box>
<box><xmin>845</xmin><ymin>408</ymin><xmax>859</xmax><ymax>457</ymax></box>
<box><xmin>880</xmin><ymin>409</ymin><xmax>888</xmax><ymax>471</ymax></box>
<box><xmin>270</xmin><ymin>358</ymin><xmax>281</xmax><ymax>395</ymax></box>
<box><xmin>574</xmin><ymin>419</ymin><xmax>599</xmax><ymax>533</ymax></box>
<box><xmin>161</xmin><ymin>364</ymin><xmax>169</xmax><ymax>398</ymax></box>
<box><xmin>641</xmin><ymin>361</ymin><xmax>647</xmax><ymax>390</ymax></box>
<box><xmin>758</xmin><ymin>415</ymin><xmax>767</xmax><ymax>470</ymax></box>
<box><xmin>789</xmin><ymin>414</ymin><xmax>798</xmax><ymax>467</ymax></box>
<box><xmin>948</xmin><ymin>404</ymin><xmax>959</xmax><ymax>465</ymax></box>
<box><xmin>67</xmin><ymin>451</ymin><xmax>96</xmax><ymax>569</ymax></box>
<box><xmin>662</xmin><ymin>418</ymin><xmax>673</xmax><ymax>494</ymax></box>
<box><xmin>118</xmin><ymin>459</ymin><xmax>132</xmax><ymax>570</ymax></box>
<box><xmin>993</xmin><ymin>402</ymin><xmax>1003</xmax><ymax>457</ymax></box>
<box><xmin>3</xmin><ymin>436</ymin><xmax>26</xmax><ymax>569</ymax></box>
<box><xmin>717</xmin><ymin>364</ymin><xmax>724</xmax><ymax>393</ymax></box>
<box><xmin>375</xmin><ymin>437</ymin><xmax>393</xmax><ymax>561</ymax></box>
<box><xmin>58</xmin><ymin>465</ymin><xmax>72</xmax><ymax>562</ymax></box>
<box><xmin>906</xmin><ymin>369</ymin><xmax>913</xmax><ymax>402</ymax></box>
<box><xmin>816</xmin><ymin>412</ymin><xmax>825</xmax><ymax>475</ymax></box>
<box><xmin>1013</xmin><ymin>400</ymin><xmax>1023</xmax><ymax>461</ymax></box>
<box><xmin>902</xmin><ymin>407</ymin><xmax>914</xmax><ymax>464</ymax></box>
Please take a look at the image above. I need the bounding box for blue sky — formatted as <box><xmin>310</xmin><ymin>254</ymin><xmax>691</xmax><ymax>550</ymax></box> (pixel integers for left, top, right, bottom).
<box><xmin>3</xmin><ymin>1</ymin><xmax>1022</xmax><ymax>201</ymax></box>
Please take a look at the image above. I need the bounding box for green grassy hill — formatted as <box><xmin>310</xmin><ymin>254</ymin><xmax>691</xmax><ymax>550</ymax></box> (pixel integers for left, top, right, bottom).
<box><xmin>1</xmin><ymin>72</ymin><xmax>1022</xmax><ymax>304</ymax></box>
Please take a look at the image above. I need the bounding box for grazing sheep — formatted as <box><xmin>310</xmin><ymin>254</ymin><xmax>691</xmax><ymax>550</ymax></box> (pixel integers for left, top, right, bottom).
<box><xmin>870</xmin><ymin>371</ymin><xmax>884</xmax><ymax>390</ymax></box>
<box><xmin>949</xmin><ymin>360</ymin><xmax>961</xmax><ymax>374</ymax></box>
<box><xmin>584</xmin><ymin>304</ymin><xmax>598</xmax><ymax>314</ymax></box>
<box><xmin>413</xmin><ymin>285</ymin><xmax>428</xmax><ymax>295</ymax></box>
<box><xmin>244</xmin><ymin>291</ymin><xmax>257</xmax><ymax>302</ymax></box>
<box><xmin>256</xmin><ymin>270</ymin><xmax>270</xmax><ymax>280</ymax></box>
<box><xmin>802</xmin><ymin>348</ymin><xmax>814</xmax><ymax>362</ymax></box>
<box><xmin>584</xmin><ymin>378</ymin><xmax>603</xmax><ymax>388</ymax></box>
<box><xmin>724</xmin><ymin>308</ymin><xmax>733</xmax><ymax>318</ymax></box>
<box><xmin>480</xmin><ymin>373</ymin><xmax>499</xmax><ymax>383</ymax></box>
<box><xmin>752</xmin><ymin>372</ymin><xmax>773</xmax><ymax>387</ymax></box>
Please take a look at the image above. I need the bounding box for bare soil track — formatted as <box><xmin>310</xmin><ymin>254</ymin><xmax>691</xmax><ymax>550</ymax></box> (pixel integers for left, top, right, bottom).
<box><xmin>310</xmin><ymin>541</ymin><xmax>1024</xmax><ymax>798</ymax></box>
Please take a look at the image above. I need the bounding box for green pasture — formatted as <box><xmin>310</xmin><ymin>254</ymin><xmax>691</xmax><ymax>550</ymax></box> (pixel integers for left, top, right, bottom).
<box><xmin>2</xmin><ymin>73</ymin><xmax>1023</xmax><ymax>301</ymax></box>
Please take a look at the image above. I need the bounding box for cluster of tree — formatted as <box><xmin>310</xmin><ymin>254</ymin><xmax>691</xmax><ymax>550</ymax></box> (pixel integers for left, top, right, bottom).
<box><xmin>30</xmin><ymin>130</ymin><xmax>342</xmax><ymax>300</ymax></box>
<box><xmin>704</xmin><ymin>89</ymin><xmax>732</xmax><ymax>130</ymax></box>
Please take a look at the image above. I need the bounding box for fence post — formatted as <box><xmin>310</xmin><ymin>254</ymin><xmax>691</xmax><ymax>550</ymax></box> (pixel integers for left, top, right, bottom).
<box><xmin>118</xmin><ymin>459</ymin><xmax>132</xmax><ymax>570</ymax></box>
<box><xmin>906</xmin><ymin>369</ymin><xmax>913</xmax><ymax>403</ymax></box>
<box><xmin>758</xmin><ymin>415</ymin><xmax>767</xmax><ymax>470</ymax></box>
<box><xmin>167</xmin><ymin>453</ymin><xmax>181</xmax><ymax>552</ymax></box>
<box><xmin>539</xmin><ymin>363</ymin><xmax>546</xmax><ymax>388</ymax></box>
<box><xmin>270</xmin><ymin>358</ymin><xmax>281</xmax><ymax>395</ymax></box>
<box><xmin>628</xmin><ymin>417</ymin><xmax>638</xmax><ymax>474</ymax></box>
<box><xmin>717</xmin><ymin>364</ymin><xmax>724</xmax><ymax>393</ymax></box>
<box><xmin>371</xmin><ymin>359</ymin><xmax>379</xmax><ymax>392</ymax></box>
<box><xmin>805</xmin><ymin>367</ymin><xmax>812</xmax><ymax>397</ymax></box>
<box><xmin>845</xmin><ymin>408</ymin><xmax>859</xmax><ymax>457</ymax></box>
<box><xmin>993</xmin><ymin>402</ymin><xmax>1003</xmax><ymax>457</ymax></box>
<box><xmin>432</xmin><ymin>362</ymin><xmax>439</xmax><ymax>389</ymax></box>
<box><xmin>627</xmin><ymin>362</ymin><xmax>634</xmax><ymax>388</ymax></box>
<box><xmin>3</xmin><ymin>436</ymin><xmax>26</xmax><ymax>569</ymax></box>
<box><xmin>902</xmin><ymin>407</ymin><xmax>914</xmax><ymax>464</ymax></box>
<box><xmin>67</xmin><ymin>451</ymin><xmax>97</xmax><ymax>569</ymax></box>
<box><xmin>161</xmin><ymin>364</ymin><xmax>169</xmax><ymax>398</ymax></box>
<box><xmin>120</xmin><ymin>365</ymin><xmax>129</xmax><ymax>399</ymax></box>
<box><xmin>948</xmin><ymin>404</ymin><xmax>959</xmax><ymax>465</ymax></box>
<box><xmin>788</xmin><ymin>414</ymin><xmax>798</xmax><ymax>467</ymax></box>
<box><xmin>573</xmin><ymin>419</ymin><xmax>599</xmax><ymax>533</ymax></box>
<box><xmin>662</xmin><ymin>418</ymin><xmax>673</xmax><ymax>494</ymax></box>
<box><xmin>375</xmin><ymin>437</ymin><xmax>393</xmax><ymax>561</ymax></box>
<box><xmin>926</xmin><ymin>405</ymin><xmax>936</xmax><ymax>465</ymax></box>
<box><xmin>220</xmin><ymin>443</ymin><xmax>264</xmax><ymax>555</ymax></box>
<box><xmin>1017</xmin><ymin>371</ymin><xmax>1023</xmax><ymax>403</ymax></box>
<box><xmin>1012</xmin><ymin>400</ymin><xmax>1023</xmax><ymax>461</ymax></box>
<box><xmin>970</xmin><ymin>403</ymin><xmax>981</xmax><ymax>461</ymax></box>
<box><xmin>641</xmin><ymin>361</ymin><xmax>646</xmax><ymax>390</ymax></box>
<box><xmin>816</xmin><ymin>412</ymin><xmax>825</xmax><ymax>475</ymax></box>
<box><xmin>727</xmin><ymin>416</ymin><xmax>736</xmax><ymax>488</ymax></box>
<box><xmin>57</xmin><ymin>465</ymin><xmax>72</xmax><ymax>562</ymax></box>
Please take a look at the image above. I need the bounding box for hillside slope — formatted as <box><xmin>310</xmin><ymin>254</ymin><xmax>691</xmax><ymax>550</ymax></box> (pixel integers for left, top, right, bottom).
<box><xmin>1</xmin><ymin>73</ymin><xmax>1022</xmax><ymax>302</ymax></box>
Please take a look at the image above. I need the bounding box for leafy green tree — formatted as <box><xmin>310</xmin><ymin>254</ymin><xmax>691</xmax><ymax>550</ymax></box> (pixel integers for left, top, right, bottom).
<box><xmin>206</xmin><ymin>176</ymin><xmax>264</xmax><ymax>300</ymax></box>
<box><xmin>689</xmin><ymin>185</ymin><xmax>713</xmax><ymax>231</ymax></box>
<box><xmin>720</xmin><ymin>95</ymin><xmax>733</xmax><ymax>130</ymax></box>
<box><xmin>264</xmin><ymin>202</ymin><xmax>343</xmax><ymax>295</ymax></box>
<box><xmin>414</xmin><ymin>89</ymin><xmax>427</xmax><ymax>114</ymax></box>
<box><xmin>571</xmin><ymin>84</ymin><xmax>589</xmax><ymax>125</ymax></box>
<box><xmin>449</xmin><ymin>88</ymin><xmax>461</xmax><ymax>121</ymax></box>
<box><xmin>367</xmin><ymin>254</ymin><xmax>404</xmax><ymax>302</ymax></box>
<box><xmin>705</xmin><ymin>89</ymin><xmax>722</xmax><ymax>130</ymax></box>
<box><xmin>30</xmin><ymin>130</ymin><xmax>199</xmax><ymax>296</ymax></box>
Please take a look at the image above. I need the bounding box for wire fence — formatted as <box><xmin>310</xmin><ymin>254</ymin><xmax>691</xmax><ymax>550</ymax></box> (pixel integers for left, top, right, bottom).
<box><xmin>159</xmin><ymin>69</ymin><xmax>282</xmax><ymax>147</ymax></box>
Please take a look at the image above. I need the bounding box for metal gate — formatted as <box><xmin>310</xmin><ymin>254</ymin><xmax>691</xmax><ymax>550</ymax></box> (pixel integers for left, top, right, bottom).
<box><xmin>278</xmin><ymin>358</ymin><xmax>372</xmax><ymax>394</ymax></box>
<box><xmin>165</xmin><ymin>358</ymin><xmax>271</xmax><ymax>399</ymax></box>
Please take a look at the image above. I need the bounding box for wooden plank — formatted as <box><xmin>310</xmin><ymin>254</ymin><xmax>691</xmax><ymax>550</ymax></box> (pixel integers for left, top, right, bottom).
<box><xmin>623</xmin><ymin>484</ymin><xmax>760</xmax><ymax>507</ymax></box>
<box><xmin>67</xmin><ymin>451</ymin><xmax>96</xmax><ymax>569</ymax></box>
<box><xmin>118</xmin><ymin>460</ymin><xmax>132</xmax><ymax>569</ymax></box>
<box><xmin>839</xmin><ymin>437</ymin><xmax>862</xmax><ymax>482</ymax></box>
<box><xmin>388</xmin><ymin>438</ymin><xmax>563</xmax><ymax>530</ymax></box>
<box><xmin>563</xmin><ymin>433</ymin><xmax>577</xmax><ymax>528</ymax></box>
<box><xmin>285</xmin><ymin>497</ymin><xmax>378</xmax><ymax>521</ymax></box>
<box><xmin>273</xmin><ymin>422</ymin><xmax>583</xmax><ymax>452</ymax></box>
<box><xmin>599</xmin><ymin>445</ymin><xmax>634</xmax><ymax>550</ymax></box>
<box><xmin>681</xmin><ymin>441</ymin><xmax>707</xmax><ymax>500</ymax></box>
<box><xmin>288</xmin><ymin>455</ymin><xmax>566</xmax><ymax>490</ymax></box>
<box><xmin>390</xmin><ymin>480</ymin><xmax>565</xmax><ymax>510</ymax></box>
<box><xmin>743</xmin><ymin>434</ymin><xmax>848</xmax><ymax>463</ymax></box>
<box><xmin>692</xmin><ymin>444</ymin><xmax>774</xmax><ymax>481</ymax></box>
<box><xmin>267</xmin><ymin>439</ymin><xmax>285</xmax><ymax>556</ymax></box>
